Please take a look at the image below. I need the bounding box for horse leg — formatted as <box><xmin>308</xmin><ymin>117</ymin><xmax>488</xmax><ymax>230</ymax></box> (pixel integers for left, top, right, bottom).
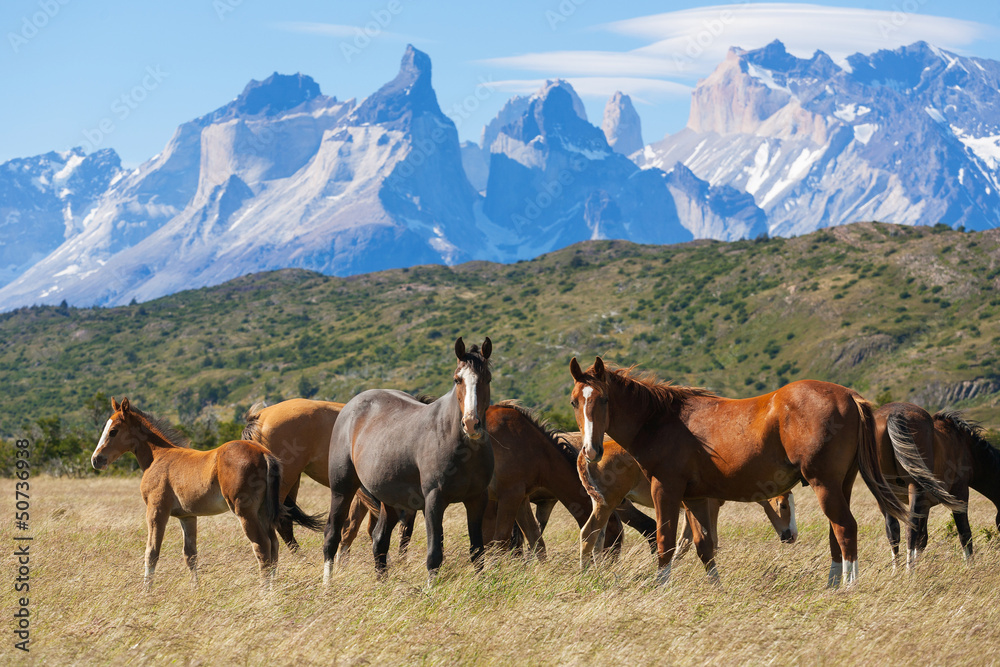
<box><xmin>277</xmin><ymin>478</ymin><xmax>301</xmax><ymax>552</ymax></box>
<box><xmin>812</xmin><ymin>477</ymin><xmax>859</xmax><ymax>588</ymax></box>
<box><xmin>234</xmin><ymin>498</ymin><xmax>278</xmax><ymax>584</ymax></box>
<box><xmin>675</xmin><ymin>504</ymin><xmax>694</xmax><ymax>561</ymax></box>
<box><xmin>398</xmin><ymin>509</ymin><xmax>415</xmax><ymax>556</ymax></box>
<box><xmin>491</xmin><ymin>492</ymin><xmax>524</xmax><ymax>549</ymax></box>
<box><xmin>143</xmin><ymin>506</ymin><xmax>169</xmax><ymax>590</ymax></box>
<box><xmin>884</xmin><ymin>513</ymin><xmax>901</xmax><ymax>570</ymax></box>
<box><xmin>464</xmin><ymin>490</ymin><xmax>489</xmax><ymax>572</ymax></box>
<box><xmin>339</xmin><ymin>493</ymin><xmax>369</xmax><ymax>560</ymax></box>
<box><xmin>322</xmin><ymin>481</ymin><xmax>360</xmax><ymax>585</ymax></box>
<box><xmin>178</xmin><ymin>516</ymin><xmax>198</xmax><ymax>588</ymax></box>
<box><xmin>604</xmin><ymin>512</ymin><xmax>624</xmax><ymax>561</ymax></box>
<box><xmin>579</xmin><ymin>499</ymin><xmax>615</xmax><ymax>569</ymax></box>
<box><xmin>616</xmin><ymin>500</ymin><xmax>657</xmax><ymax>553</ymax></box>
<box><xmin>424</xmin><ymin>489</ymin><xmax>448</xmax><ymax>585</ymax></box>
<box><xmin>372</xmin><ymin>504</ymin><xmax>401</xmax><ymax>579</ymax></box>
<box><xmin>952</xmin><ymin>484</ymin><xmax>973</xmax><ymax>562</ymax></box>
<box><xmin>906</xmin><ymin>483</ymin><xmax>929</xmax><ymax>571</ymax></box>
<box><xmin>651</xmin><ymin>478</ymin><xmax>682</xmax><ymax>586</ymax></box>
<box><xmin>535</xmin><ymin>498</ymin><xmax>557</xmax><ymax>532</ymax></box>
<box><xmin>684</xmin><ymin>498</ymin><xmax>720</xmax><ymax>583</ymax></box>
<box><xmin>514</xmin><ymin>498</ymin><xmax>545</xmax><ymax>562</ymax></box>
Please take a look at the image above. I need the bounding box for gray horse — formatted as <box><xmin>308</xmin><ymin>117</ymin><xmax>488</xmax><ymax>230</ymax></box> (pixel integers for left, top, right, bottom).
<box><xmin>323</xmin><ymin>337</ymin><xmax>495</xmax><ymax>584</ymax></box>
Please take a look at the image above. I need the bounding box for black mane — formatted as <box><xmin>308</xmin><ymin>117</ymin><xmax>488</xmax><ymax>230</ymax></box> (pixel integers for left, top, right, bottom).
<box><xmin>493</xmin><ymin>400</ymin><xmax>577</xmax><ymax>466</ymax></box>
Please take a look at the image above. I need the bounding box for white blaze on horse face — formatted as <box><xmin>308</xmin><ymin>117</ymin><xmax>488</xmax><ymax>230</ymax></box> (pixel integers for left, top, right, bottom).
<box><xmin>459</xmin><ymin>367</ymin><xmax>479</xmax><ymax>424</ymax></box>
<box><xmin>582</xmin><ymin>386</ymin><xmax>594</xmax><ymax>447</ymax></box>
<box><xmin>94</xmin><ymin>419</ymin><xmax>113</xmax><ymax>457</ymax></box>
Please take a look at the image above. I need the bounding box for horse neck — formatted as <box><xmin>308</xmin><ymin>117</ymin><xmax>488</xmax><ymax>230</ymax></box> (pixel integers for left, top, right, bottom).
<box><xmin>969</xmin><ymin>441</ymin><xmax>1000</xmax><ymax>508</ymax></box>
<box><xmin>604</xmin><ymin>375</ymin><xmax>669</xmax><ymax>450</ymax></box>
<box><xmin>128</xmin><ymin>418</ymin><xmax>180</xmax><ymax>471</ymax></box>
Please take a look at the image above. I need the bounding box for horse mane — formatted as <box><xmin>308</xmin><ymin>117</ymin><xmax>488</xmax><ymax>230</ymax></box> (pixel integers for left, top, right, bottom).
<box><xmin>460</xmin><ymin>344</ymin><xmax>492</xmax><ymax>383</ymax></box>
<box><xmin>412</xmin><ymin>393</ymin><xmax>439</xmax><ymax>405</ymax></box>
<box><xmin>493</xmin><ymin>399</ymin><xmax>578</xmax><ymax>467</ymax></box>
<box><xmin>603</xmin><ymin>365</ymin><xmax>717</xmax><ymax>416</ymax></box>
<box><xmin>241</xmin><ymin>401</ymin><xmax>267</xmax><ymax>442</ymax></box>
<box><xmin>130</xmin><ymin>407</ymin><xmax>191</xmax><ymax>449</ymax></box>
<box><xmin>935</xmin><ymin>410</ymin><xmax>1000</xmax><ymax>478</ymax></box>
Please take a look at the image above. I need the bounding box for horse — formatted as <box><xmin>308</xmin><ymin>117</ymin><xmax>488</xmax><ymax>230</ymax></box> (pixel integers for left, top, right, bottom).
<box><xmin>90</xmin><ymin>397</ymin><xmax>324</xmax><ymax>588</ymax></box>
<box><xmin>338</xmin><ymin>400</ymin><xmax>626</xmax><ymax>560</ymax></box>
<box><xmin>876</xmin><ymin>403</ymin><xmax>995</xmax><ymax>566</ymax></box>
<box><xmin>242</xmin><ymin>398</ymin><xmax>345</xmax><ymax>550</ymax></box>
<box><xmin>566</xmin><ymin>431</ymin><xmax>798</xmax><ymax>566</ymax></box>
<box><xmin>323</xmin><ymin>338</ymin><xmax>495</xmax><ymax>584</ymax></box>
<box><xmin>569</xmin><ymin>357</ymin><xmax>914</xmax><ymax>587</ymax></box>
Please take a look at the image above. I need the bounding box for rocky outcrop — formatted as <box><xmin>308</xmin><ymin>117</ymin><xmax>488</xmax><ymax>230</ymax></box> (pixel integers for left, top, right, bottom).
<box><xmin>601</xmin><ymin>91</ymin><xmax>643</xmax><ymax>157</ymax></box>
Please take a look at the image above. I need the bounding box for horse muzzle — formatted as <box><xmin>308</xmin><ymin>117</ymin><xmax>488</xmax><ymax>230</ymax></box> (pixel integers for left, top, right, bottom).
<box><xmin>583</xmin><ymin>444</ymin><xmax>603</xmax><ymax>463</ymax></box>
<box><xmin>91</xmin><ymin>454</ymin><xmax>108</xmax><ymax>470</ymax></box>
<box><xmin>780</xmin><ymin>529</ymin><xmax>797</xmax><ymax>544</ymax></box>
<box><xmin>462</xmin><ymin>417</ymin><xmax>485</xmax><ymax>441</ymax></box>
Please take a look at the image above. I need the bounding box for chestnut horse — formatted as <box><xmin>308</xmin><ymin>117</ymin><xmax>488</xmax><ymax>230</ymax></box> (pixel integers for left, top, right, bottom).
<box><xmin>340</xmin><ymin>400</ymin><xmax>625</xmax><ymax>559</ymax></box>
<box><xmin>323</xmin><ymin>338</ymin><xmax>495</xmax><ymax>584</ymax></box>
<box><xmin>90</xmin><ymin>398</ymin><xmax>323</xmax><ymax>588</ymax></box>
<box><xmin>569</xmin><ymin>358</ymin><xmax>912</xmax><ymax>587</ymax></box>
<box><xmin>567</xmin><ymin>432</ymin><xmax>797</xmax><ymax>565</ymax></box>
<box><xmin>876</xmin><ymin>403</ymin><xmax>994</xmax><ymax>566</ymax></box>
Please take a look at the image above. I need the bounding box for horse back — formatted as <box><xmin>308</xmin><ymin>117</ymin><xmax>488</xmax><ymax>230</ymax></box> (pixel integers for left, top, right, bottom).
<box><xmin>252</xmin><ymin>398</ymin><xmax>344</xmax><ymax>487</ymax></box>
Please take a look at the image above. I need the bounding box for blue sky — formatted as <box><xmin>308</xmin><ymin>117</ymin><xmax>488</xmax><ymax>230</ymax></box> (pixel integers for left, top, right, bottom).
<box><xmin>3</xmin><ymin>0</ymin><xmax>999</xmax><ymax>166</ymax></box>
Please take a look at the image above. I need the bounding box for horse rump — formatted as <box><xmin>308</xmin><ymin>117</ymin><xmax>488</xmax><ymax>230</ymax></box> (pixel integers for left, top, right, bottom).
<box><xmin>262</xmin><ymin>453</ymin><xmax>326</xmax><ymax>532</ymax></box>
<box><xmin>885</xmin><ymin>412</ymin><xmax>966</xmax><ymax>512</ymax></box>
<box><xmin>852</xmin><ymin>395</ymin><xmax>912</xmax><ymax>526</ymax></box>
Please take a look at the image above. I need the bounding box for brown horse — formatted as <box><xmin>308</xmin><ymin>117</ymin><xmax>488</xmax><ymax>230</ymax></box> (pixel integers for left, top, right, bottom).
<box><xmin>876</xmin><ymin>403</ymin><xmax>994</xmax><ymax>566</ymax></box>
<box><xmin>242</xmin><ymin>398</ymin><xmax>345</xmax><ymax>550</ymax></box>
<box><xmin>323</xmin><ymin>338</ymin><xmax>495</xmax><ymax>584</ymax></box>
<box><xmin>340</xmin><ymin>401</ymin><xmax>626</xmax><ymax>560</ymax></box>
<box><xmin>567</xmin><ymin>432</ymin><xmax>797</xmax><ymax>566</ymax></box>
<box><xmin>569</xmin><ymin>357</ymin><xmax>912</xmax><ymax>587</ymax></box>
<box><xmin>90</xmin><ymin>398</ymin><xmax>323</xmax><ymax>587</ymax></box>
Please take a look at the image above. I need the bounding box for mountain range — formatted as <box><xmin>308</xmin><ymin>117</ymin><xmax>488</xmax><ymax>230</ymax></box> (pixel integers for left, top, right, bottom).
<box><xmin>1</xmin><ymin>40</ymin><xmax>997</xmax><ymax>309</ymax></box>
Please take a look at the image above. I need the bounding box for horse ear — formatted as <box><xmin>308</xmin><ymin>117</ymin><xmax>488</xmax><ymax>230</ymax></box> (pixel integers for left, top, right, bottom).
<box><xmin>593</xmin><ymin>357</ymin><xmax>606</xmax><ymax>380</ymax></box>
<box><xmin>481</xmin><ymin>337</ymin><xmax>492</xmax><ymax>359</ymax></box>
<box><xmin>111</xmin><ymin>397</ymin><xmax>120</xmax><ymax>412</ymax></box>
<box><xmin>120</xmin><ymin>397</ymin><xmax>130</xmax><ymax>414</ymax></box>
<box><xmin>569</xmin><ymin>357</ymin><xmax>585</xmax><ymax>383</ymax></box>
<box><xmin>455</xmin><ymin>337</ymin><xmax>466</xmax><ymax>359</ymax></box>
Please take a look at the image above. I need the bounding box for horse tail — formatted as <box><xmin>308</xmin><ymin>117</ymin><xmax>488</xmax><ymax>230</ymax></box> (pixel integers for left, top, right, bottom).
<box><xmin>852</xmin><ymin>395</ymin><xmax>911</xmax><ymax>525</ymax></box>
<box><xmin>242</xmin><ymin>401</ymin><xmax>268</xmax><ymax>443</ymax></box>
<box><xmin>886</xmin><ymin>413</ymin><xmax>966</xmax><ymax>512</ymax></box>
<box><xmin>260</xmin><ymin>453</ymin><xmax>325</xmax><ymax>533</ymax></box>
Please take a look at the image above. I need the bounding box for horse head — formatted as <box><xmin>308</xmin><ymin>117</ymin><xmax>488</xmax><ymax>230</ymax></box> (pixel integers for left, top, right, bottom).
<box><xmin>569</xmin><ymin>356</ymin><xmax>610</xmax><ymax>463</ymax></box>
<box><xmin>91</xmin><ymin>396</ymin><xmax>136</xmax><ymax>470</ymax></box>
<box><xmin>760</xmin><ymin>492</ymin><xmax>798</xmax><ymax>544</ymax></box>
<box><xmin>454</xmin><ymin>337</ymin><xmax>492</xmax><ymax>441</ymax></box>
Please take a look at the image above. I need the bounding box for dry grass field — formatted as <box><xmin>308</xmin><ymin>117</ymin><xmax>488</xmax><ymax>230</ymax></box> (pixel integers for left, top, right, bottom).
<box><xmin>4</xmin><ymin>475</ymin><xmax>999</xmax><ymax>665</ymax></box>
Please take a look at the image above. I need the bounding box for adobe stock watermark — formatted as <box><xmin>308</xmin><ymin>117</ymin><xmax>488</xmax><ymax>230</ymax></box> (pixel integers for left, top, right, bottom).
<box><xmin>213</xmin><ymin>0</ymin><xmax>244</xmax><ymax>21</ymax></box>
<box><xmin>546</xmin><ymin>0</ymin><xmax>587</xmax><ymax>31</ymax></box>
<box><xmin>8</xmin><ymin>0</ymin><xmax>71</xmax><ymax>54</ymax></box>
<box><xmin>510</xmin><ymin>155</ymin><xmax>587</xmax><ymax>228</ymax></box>
<box><xmin>80</xmin><ymin>66</ymin><xmax>169</xmax><ymax>153</ymax></box>
<box><xmin>670</xmin><ymin>6</ymin><xmax>739</xmax><ymax>74</ymax></box>
<box><xmin>340</xmin><ymin>0</ymin><xmax>408</xmax><ymax>63</ymax></box>
<box><xmin>877</xmin><ymin>0</ymin><xmax>931</xmax><ymax>39</ymax></box>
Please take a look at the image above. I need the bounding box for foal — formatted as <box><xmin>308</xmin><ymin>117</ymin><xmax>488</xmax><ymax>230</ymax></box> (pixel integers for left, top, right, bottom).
<box><xmin>91</xmin><ymin>398</ymin><xmax>323</xmax><ymax>587</ymax></box>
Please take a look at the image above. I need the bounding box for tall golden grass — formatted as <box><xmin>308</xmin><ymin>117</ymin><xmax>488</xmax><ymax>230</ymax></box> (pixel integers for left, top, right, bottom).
<box><xmin>5</xmin><ymin>475</ymin><xmax>999</xmax><ymax>665</ymax></box>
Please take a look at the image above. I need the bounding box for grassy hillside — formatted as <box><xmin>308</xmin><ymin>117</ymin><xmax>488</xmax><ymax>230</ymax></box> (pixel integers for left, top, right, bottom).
<box><xmin>2</xmin><ymin>222</ymin><xmax>999</xmax><ymax>468</ymax></box>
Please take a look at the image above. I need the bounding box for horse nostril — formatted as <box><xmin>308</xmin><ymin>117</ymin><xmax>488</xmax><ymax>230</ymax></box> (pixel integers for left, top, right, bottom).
<box><xmin>781</xmin><ymin>530</ymin><xmax>795</xmax><ymax>544</ymax></box>
<box><xmin>92</xmin><ymin>455</ymin><xmax>107</xmax><ymax>470</ymax></box>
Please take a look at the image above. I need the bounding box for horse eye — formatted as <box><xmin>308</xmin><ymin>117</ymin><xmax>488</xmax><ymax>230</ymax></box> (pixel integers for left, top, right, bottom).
<box><xmin>600</xmin><ymin>397</ymin><xmax>609</xmax><ymax>405</ymax></box>
<box><xmin>109</xmin><ymin>428</ymin><xmax>118</xmax><ymax>438</ymax></box>
<box><xmin>570</xmin><ymin>400</ymin><xmax>579</xmax><ymax>409</ymax></box>
<box><xmin>454</xmin><ymin>377</ymin><xmax>461</xmax><ymax>384</ymax></box>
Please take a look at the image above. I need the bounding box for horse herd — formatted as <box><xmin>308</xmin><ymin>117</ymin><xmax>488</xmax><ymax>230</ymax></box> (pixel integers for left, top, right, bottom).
<box><xmin>90</xmin><ymin>337</ymin><xmax>1000</xmax><ymax>590</ymax></box>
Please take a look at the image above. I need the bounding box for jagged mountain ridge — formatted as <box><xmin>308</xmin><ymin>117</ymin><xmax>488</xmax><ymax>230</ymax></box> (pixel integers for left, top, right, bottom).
<box><xmin>639</xmin><ymin>40</ymin><xmax>1000</xmax><ymax>235</ymax></box>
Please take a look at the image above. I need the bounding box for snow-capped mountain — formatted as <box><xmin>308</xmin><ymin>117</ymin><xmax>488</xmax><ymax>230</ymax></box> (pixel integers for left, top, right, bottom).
<box><xmin>0</xmin><ymin>47</ymin><xmax>485</xmax><ymax>309</ymax></box>
<box><xmin>482</xmin><ymin>80</ymin><xmax>765</xmax><ymax>253</ymax></box>
<box><xmin>0</xmin><ymin>147</ymin><xmax>122</xmax><ymax>287</ymax></box>
<box><xmin>639</xmin><ymin>40</ymin><xmax>1000</xmax><ymax>235</ymax></box>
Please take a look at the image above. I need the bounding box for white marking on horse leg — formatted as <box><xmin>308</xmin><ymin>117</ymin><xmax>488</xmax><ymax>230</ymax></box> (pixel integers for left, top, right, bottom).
<box><xmin>963</xmin><ymin>543</ymin><xmax>973</xmax><ymax>563</ymax></box>
<box><xmin>827</xmin><ymin>560</ymin><xmax>843</xmax><ymax>588</ymax></box>
<box><xmin>656</xmin><ymin>562</ymin><xmax>672</xmax><ymax>586</ymax></box>
<box><xmin>706</xmin><ymin>564</ymin><xmax>721</xmax><ymax>584</ymax></box>
<box><xmin>844</xmin><ymin>559</ymin><xmax>859</xmax><ymax>586</ymax></box>
<box><xmin>788</xmin><ymin>494</ymin><xmax>798</xmax><ymax>540</ymax></box>
<box><xmin>323</xmin><ymin>559</ymin><xmax>333</xmax><ymax>585</ymax></box>
<box><xmin>582</xmin><ymin>386</ymin><xmax>594</xmax><ymax>451</ymax></box>
<box><xmin>907</xmin><ymin>547</ymin><xmax>917</xmax><ymax>571</ymax></box>
<box><xmin>144</xmin><ymin>564</ymin><xmax>155</xmax><ymax>589</ymax></box>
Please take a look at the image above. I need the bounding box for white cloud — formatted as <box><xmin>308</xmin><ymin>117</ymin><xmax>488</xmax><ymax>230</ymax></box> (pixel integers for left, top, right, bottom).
<box><xmin>481</xmin><ymin>4</ymin><xmax>995</xmax><ymax>81</ymax></box>
<box><xmin>274</xmin><ymin>21</ymin><xmax>414</xmax><ymax>43</ymax></box>
<box><xmin>490</xmin><ymin>77</ymin><xmax>692</xmax><ymax>104</ymax></box>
